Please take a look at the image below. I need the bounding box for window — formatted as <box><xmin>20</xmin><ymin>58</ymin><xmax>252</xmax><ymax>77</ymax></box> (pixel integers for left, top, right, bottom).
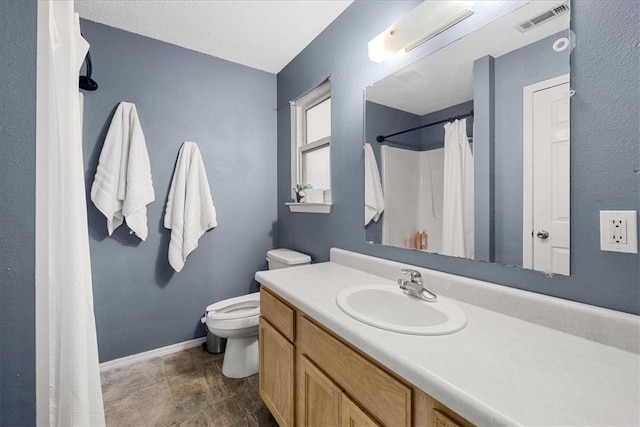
<box><xmin>291</xmin><ymin>80</ymin><xmax>331</xmax><ymax>202</ymax></box>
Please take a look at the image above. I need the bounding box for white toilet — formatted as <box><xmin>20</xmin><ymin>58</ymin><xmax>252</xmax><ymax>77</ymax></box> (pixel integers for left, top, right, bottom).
<box><xmin>203</xmin><ymin>249</ymin><xmax>311</xmax><ymax>378</ymax></box>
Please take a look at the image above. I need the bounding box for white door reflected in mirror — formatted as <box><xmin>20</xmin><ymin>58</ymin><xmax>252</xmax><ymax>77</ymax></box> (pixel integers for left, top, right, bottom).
<box><xmin>523</xmin><ymin>75</ymin><xmax>570</xmax><ymax>275</ymax></box>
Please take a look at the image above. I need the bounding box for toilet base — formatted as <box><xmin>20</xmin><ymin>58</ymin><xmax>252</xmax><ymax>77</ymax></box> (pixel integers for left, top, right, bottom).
<box><xmin>221</xmin><ymin>335</ymin><xmax>258</xmax><ymax>378</ymax></box>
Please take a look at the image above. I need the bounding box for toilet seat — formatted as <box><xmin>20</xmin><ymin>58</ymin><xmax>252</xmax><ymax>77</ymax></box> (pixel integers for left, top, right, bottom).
<box><xmin>208</xmin><ymin>314</ymin><xmax>257</xmax><ymax>331</ymax></box>
<box><xmin>205</xmin><ymin>292</ymin><xmax>260</xmax><ymax>332</ymax></box>
<box><xmin>206</xmin><ymin>292</ymin><xmax>260</xmax><ymax>321</ymax></box>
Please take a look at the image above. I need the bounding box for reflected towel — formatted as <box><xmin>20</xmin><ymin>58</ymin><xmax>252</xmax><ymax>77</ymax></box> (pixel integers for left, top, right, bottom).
<box><xmin>164</xmin><ymin>141</ymin><xmax>217</xmax><ymax>272</ymax></box>
<box><xmin>91</xmin><ymin>102</ymin><xmax>154</xmax><ymax>240</ymax></box>
<box><xmin>364</xmin><ymin>143</ymin><xmax>385</xmax><ymax>226</ymax></box>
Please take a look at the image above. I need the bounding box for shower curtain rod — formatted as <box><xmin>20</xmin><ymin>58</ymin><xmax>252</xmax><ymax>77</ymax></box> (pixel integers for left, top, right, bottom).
<box><xmin>376</xmin><ymin>109</ymin><xmax>473</xmax><ymax>143</ymax></box>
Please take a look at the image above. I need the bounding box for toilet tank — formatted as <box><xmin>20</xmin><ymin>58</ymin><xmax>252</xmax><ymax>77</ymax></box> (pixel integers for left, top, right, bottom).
<box><xmin>266</xmin><ymin>249</ymin><xmax>311</xmax><ymax>270</ymax></box>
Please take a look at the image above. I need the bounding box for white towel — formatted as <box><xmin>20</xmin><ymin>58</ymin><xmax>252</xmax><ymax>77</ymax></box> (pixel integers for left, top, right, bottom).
<box><xmin>91</xmin><ymin>102</ymin><xmax>154</xmax><ymax>240</ymax></box>
<box><xmin>164</xmin><ymin>141</ymin><xmax>217</xmax><ymax>272</ymax></box>
<box><xmin>364</xmin><ymin>143</ymin><xmax>385</xmax><ymax>226</ymax></box>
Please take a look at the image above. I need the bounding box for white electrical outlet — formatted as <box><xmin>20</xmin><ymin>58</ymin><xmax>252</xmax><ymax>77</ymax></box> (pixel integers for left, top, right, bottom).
<box><xmin>608</xmin><ymin>219</ymin><xmax>627</xmax><ymax>244</ymax></box>
<box><xmin>600</xmin><ymin>211</ymin><xmax>638</xmax><ymax>253</ymax></box>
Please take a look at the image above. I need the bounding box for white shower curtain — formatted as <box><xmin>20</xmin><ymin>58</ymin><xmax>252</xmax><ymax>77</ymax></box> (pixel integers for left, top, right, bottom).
<box><xmin>441</xmin><ymin>119</ymin><xmax>474</xmax><ymax>259</ymax></box>
<box><xmin>36</xmin><ymin>1</ymin><xmax>105</xmax><ymax>425</ymax></box>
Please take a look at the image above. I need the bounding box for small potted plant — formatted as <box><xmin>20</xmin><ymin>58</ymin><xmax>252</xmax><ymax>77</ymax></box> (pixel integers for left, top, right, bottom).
<box><xmin>293</xmin><ymin>182</ymin><xmax>312</xmax><ymax>202</ymax></box>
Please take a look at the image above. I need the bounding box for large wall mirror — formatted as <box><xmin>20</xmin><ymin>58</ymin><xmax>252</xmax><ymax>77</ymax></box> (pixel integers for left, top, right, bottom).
<box><xmin>364</xmin><ymin>1</ymin><xmax>571</xmax><ymax>275</ymax></box>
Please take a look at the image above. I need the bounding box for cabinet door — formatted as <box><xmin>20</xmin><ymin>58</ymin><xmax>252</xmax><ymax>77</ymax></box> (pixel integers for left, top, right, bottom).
<box><xmin>298</xmin><ymin>355</ymin><xmax>342</xmax><ymax>427</ymax></box>
<box><xmin>342</xmin><ymin>394</ymin><xmax>381</xmax><ymax>427</ymax></box>
<box><xmin>433</xmin><ymin>409</ymin><xmax>465</xmax><ymax>427</ymax></box>
<box><xmin>299</xmin><ymin>316</ymin><xmax>411</xmax><ymax>426</ymax></box>
<box><xmin>259</xmin><ymin>319</ymin><xmax>294</xmax><ymax>427</ymax></box>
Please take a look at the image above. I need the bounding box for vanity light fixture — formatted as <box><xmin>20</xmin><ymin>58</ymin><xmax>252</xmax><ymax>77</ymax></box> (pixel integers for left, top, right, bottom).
<box><xmin>368</xmin><ymin>1</ymin><xmax>475</xmax><ymax>63</ymax></box>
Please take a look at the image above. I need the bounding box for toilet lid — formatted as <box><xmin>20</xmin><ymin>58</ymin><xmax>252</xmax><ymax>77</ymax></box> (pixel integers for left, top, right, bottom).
<box><xmin>208</xmin><ymin>303</ymin><xmax>259</xmax><ymax>321</ymax></box>
<box><xmin>206</xmin><ymin>292</ymin><xmax>260</xmax><ymax>321</ymax></box>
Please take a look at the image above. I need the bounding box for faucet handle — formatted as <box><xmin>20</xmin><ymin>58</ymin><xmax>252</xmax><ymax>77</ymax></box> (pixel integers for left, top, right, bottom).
<box><xmin>401</xmin><ymin>269</ymin><xmax>421</xmax><ymax>281</ymax></box>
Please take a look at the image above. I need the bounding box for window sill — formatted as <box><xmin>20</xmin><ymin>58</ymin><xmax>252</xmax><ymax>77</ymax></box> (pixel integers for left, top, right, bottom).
<box><xmin>286</xmin><ymin>202</ymin><xmax>332</xmax><ymax>214</ymax></box>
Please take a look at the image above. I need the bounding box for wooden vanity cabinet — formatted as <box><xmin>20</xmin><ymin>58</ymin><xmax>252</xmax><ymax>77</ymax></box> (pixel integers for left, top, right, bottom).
<box><xmin>258</xmin><ymin>287</ymin><xmax>473</xmax><ymax>427</ymax></box>
<box><xmin>259</xmin><ymin>287</ymin><xmax>296</xmax><ymax>427</ymax></box>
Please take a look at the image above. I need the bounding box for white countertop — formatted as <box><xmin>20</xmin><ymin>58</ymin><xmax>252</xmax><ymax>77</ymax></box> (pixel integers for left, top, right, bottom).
<box><xmin>256</xmin><ymin>261</ymin><xmax>640</xmax><ymax>426</ymax></box>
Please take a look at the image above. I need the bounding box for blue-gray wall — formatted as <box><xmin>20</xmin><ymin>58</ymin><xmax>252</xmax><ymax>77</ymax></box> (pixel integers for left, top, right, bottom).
<box><xmin>365</xmin><ymin>101</ymin><xmax>421</xmax><ymax>149</ymax></box>
<box><xmin>473</xmin><ymin>55</ymin><xmax>495</xmax><ymax>263</ymax></box>
<box><xmin>493</xmin><ymin>31</ymin><xmax>570</xmax><ymax>266</ymax></box>
<box><xmin>277</xmin><ymin>0</ymin><xmax>640</xmax><ymax>315</ymax></box>
<box><xmin>80</xmin><ymin>20</ymin><xmax>277</xmax><ymax>362</ymax></box>
<box><xmin>0</xmin><ymin>0</ymin><xmax>37</xmax><ymax>424</ymax></box>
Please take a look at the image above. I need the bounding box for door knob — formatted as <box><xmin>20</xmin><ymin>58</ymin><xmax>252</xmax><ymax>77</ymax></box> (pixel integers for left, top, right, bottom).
<box><xmin>536</xmin><ymin>230</ymin><xmax>549</xmax><ymax>240</ymax></box>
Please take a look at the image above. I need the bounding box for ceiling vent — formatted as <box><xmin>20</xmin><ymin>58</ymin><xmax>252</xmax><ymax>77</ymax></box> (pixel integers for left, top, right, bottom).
<box><xmin>516</xmin><ymin>2</ymin><xmax>570</xmax><ymax>33</ymax></box>
<box><xmin>392</xmin><ymin>69</ymin><xmax>423</xmax><ymax>84</ymax></box>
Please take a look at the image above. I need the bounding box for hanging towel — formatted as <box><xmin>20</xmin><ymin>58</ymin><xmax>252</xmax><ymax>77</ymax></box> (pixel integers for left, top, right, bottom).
<box><xmin>91</xmin><ymin>102</ymin><xmax>154</xmax><ymax>240</ymax></box>
<box><xmin>164</xmin><ymin>141</ymin><xmax>217</xmax><ymax>272</ymax></box>
<box><xmin>364</xmin><ymin>143</ymin><xmax>385</xmax><ymax>226</ymax></box>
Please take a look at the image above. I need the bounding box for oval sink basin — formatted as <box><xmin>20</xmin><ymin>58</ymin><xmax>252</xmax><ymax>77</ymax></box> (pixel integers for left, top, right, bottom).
<box><xmin>336</xmin><ymin>284</ymin><xmax>466</xmax><ymax>335</ymax></box>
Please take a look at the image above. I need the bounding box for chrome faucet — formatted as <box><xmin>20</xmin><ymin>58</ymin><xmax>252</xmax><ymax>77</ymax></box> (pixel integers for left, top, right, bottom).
<box><xmin>398</xmin><ymin>269</ymin><xmax>437</xmax><ymax>302</ymax></box>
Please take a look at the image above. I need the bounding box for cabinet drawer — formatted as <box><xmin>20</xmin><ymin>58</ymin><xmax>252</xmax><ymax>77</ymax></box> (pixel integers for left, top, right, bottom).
<box><xmin>299</xmin><ymin>316</ymin><xmax>411</xmax><ymax>427</ymax></box>
<box><xmin>260</xmin><ymin>287</ymin><xmax>295</xmax><ymax>342</ymax></box>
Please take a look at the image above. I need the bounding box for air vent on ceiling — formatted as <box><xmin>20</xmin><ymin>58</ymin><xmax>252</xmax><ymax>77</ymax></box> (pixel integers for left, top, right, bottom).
<box><xmin>392</xmin><ymin>69</ymin><xmax>423</xmax><ymax>83</ymax></box>
<box><xmin>516</xmin><ymin>2</ymin><xmax>570</xmax><ymax>33</ymax></box>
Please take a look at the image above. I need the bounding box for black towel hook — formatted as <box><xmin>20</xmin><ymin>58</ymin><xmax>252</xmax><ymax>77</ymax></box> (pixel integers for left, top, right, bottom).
<box><xmin>79</xmin><ymin>48</ymin><xmax>98</xmax><ymax>91</ymax></box>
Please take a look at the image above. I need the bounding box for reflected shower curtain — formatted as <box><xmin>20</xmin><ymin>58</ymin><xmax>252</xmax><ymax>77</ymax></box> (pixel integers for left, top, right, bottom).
<box><xmin>441</xmin><ymin>119</ymin><xmax>474</xmax><ymax>259</ymax></box>
<box><xmin>36</xmin><ymin>1</ymin><xmax>105</xmax><ymax>425</ymax></box>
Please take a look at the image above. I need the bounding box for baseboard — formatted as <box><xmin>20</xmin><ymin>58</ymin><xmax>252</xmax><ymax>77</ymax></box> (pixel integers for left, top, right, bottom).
<box><xmin>99</xmin><ymin>337</ymin><xmax>206</xmax><ymax>372</ymax></box>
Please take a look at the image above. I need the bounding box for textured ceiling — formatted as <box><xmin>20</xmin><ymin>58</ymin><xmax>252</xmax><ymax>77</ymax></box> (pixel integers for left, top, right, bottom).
<box><xmin>367</xmin><ymin>1</ymin><xmax>570</xmax><ymax>116</ymax></box>
<box><xmin>75</xmin><ymin>0</ymin><xmax>353</xmax><ymax>74</ymax></box>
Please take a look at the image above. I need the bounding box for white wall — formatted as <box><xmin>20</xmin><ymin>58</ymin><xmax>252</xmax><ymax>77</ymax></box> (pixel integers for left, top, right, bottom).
<box><xmin>382</xmin><ymin>146</ymin><xmax>444</xmax><ymax>253</ymax></box>
<box><xmin>418</xmin><ymin>148</ymin><xmax>444</xmax><ymax>253</ymax></box>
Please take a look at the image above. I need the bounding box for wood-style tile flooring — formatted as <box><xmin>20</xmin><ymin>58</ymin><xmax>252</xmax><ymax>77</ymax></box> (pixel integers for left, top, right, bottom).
<box><xmin>101</xmin><ymin>346</ymin><xmax>278</xmax><ymax>427</ymax></box>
